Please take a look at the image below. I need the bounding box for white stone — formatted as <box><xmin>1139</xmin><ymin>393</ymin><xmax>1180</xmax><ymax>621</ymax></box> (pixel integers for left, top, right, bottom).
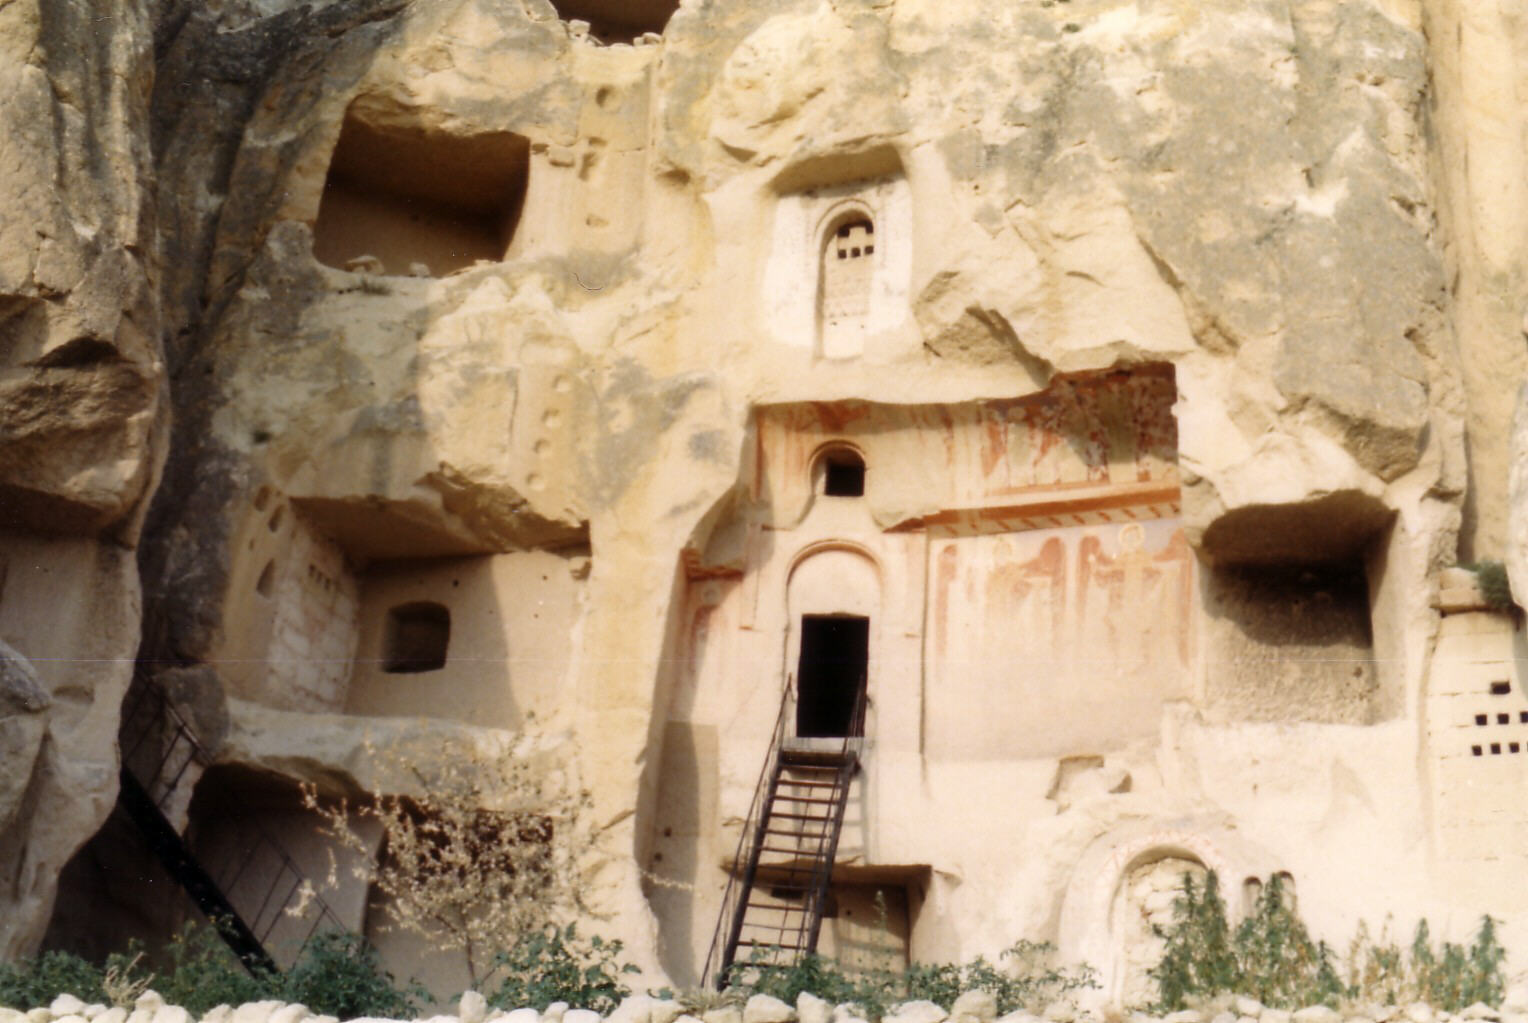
<box><xmin>1292</xmin><ymin>1010</ymin><xmax>1340</xmax><ymax>1023</ymax></box>
<box><xmin>81</xmin><ymin>1008</ymin><xmax>106</xmax><ymax>1021</ymax></box>
<box><xmin>230</xmin><ymin>1004</ymin><xmax>282</xmax><ymax>1023</ymax></box>
<box><xmin>564</xmin><ymin>1010</ymin><xmax>601</xmax><ymax>1023</ymax></box>
<box><xmin>1163</xmin><ymin>1013</ymin><xmax>1203</xmax><ymax>1023</ymax></box>
<box><xmin>1210</xmin><ymin>1011</ymin><xmax>1237</xmax><ymax>1023</ymax></box>
<box><xmin>1461</xmin><ymin>1008</ymin><xmax>1499</xmax><ymax>1022</ymax></box>
<box><xmin>266</xmin><ymin>1007</ymin><xmax>308</xmax><ymax>1023</ymax></box>
<box><xmin>993</xmin><ymin>1012</ymin><xmax>1040</xmax><ymax>1023</ymax></box>
<box><xmin>54</xmin><ymin>1014</ymin><xmax>87</xmax><ymax>1023</ymax></box>
<box><xmin>703</xmin><ymin>1008</ymin><xmax>742</xmax><ymax>1023</ymax></box>
<box><xmin>94</xmin><ymin>1010</ymin><xmax>127</xmax><ymax>1023</ymax></box>
<box><xmin>51</xmin><ymin>997</ymin><xmax>86</xmax><ymax>1017</ymax></box>
<box><xmin>503</xmin><ymin>1009</ymin><xmax>541</xmax><ymax>1023</ymax></box>
<box><xmin>1263</xmin><ymin>1011</ymin><xmax>1292</xmax><ymax>1023</ymax></box>
<box><xmin>1505</xmin><ymin>987</ymin><xmax>1528</xmax><ymax>1014</ymax></box>
<box><xmin>743</xmin><ymin>997</ymin><xmax>795</xmax><ymax>1023</ymax></box>
<box><xmin>302</xmin><ymin>1016</ymin><xmax>339</xmax><ymax>1023</ymax></box>
<box><xmin>1236</xmin><ymin>1003</ymin><xmax>1266</xmax><ymax>1020</ymax></box>
<box><xmin>0</xmin><ymin>1011</ymin><xmax>27</xmax><ymax>1023</ymax></box>
<box><xmin>796</xmin><ymin>995</ymin><xmax>831</xmax><ymax>1023</ymax></box>
<box><xmin>649</xmin><ymin>1004</ymin><xmax>684</xmax><ymax>1023</ymax></box>
<box><xmin>24</xmin><ymin>1011</ymin><xmax>50</xmax><ymax>1023</ymax></box>
<box><xmin>458</xmin><ymin>993</ymin><xmax>487</xmax><ymax>1023</ymax></box>
<box><xmin>149</xmin><ymin>1008</ymin><xmax>191</xmax><ymax>1023</ymax></box>
<box><xmin>830</xmin><ymin>1008</ymin><xmax>866</xmax><ymax>1023</ymax></box>
<box><xmin>608</xmin><ymin>997</ymin><xmax>654</xmax><ymax>1023</ymax></box>
<box><xmin>886</xmin><ymin>1003</ymin><xmax>947</xmax><ymax>1023</ymax></box>
<box><xmin>952</xmin><ymin>994</ymin><xmax>997</xmax><ymax>1023</ymax></box>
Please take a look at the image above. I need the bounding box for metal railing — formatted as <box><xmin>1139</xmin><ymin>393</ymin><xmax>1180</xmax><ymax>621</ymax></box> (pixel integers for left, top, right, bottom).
<box><xmin>701</xmin><ymin>676</ymin><xmax>868</xmax><ymax>988</ymax></box>
<box><xmin>118</xmin><ymin>675</ymin><xmax>347</xmax><ymax>969</ymax></box>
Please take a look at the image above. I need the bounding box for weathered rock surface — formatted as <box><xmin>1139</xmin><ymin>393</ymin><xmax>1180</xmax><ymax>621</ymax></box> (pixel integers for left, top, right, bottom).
<box><xmin>3</xmin><ymin>0</ymin><xmax>1528</xmax><ymax>999</ymax></box>
<box><xmin>0</xmin><ymin>0</ymin><xmax>162</xmax><ymax>956</ymax></box>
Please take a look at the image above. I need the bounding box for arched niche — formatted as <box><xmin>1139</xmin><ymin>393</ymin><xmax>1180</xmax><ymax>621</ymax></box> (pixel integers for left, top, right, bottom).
<box><xmin>1057</xmin><ymin>823</ymin><xmax>1281</xmax><ymax>1007</ymax></box>
<box><xmin>785</xmin><ymin>545</ymin><xmax>881</xmax><ymax>738</ymax></box>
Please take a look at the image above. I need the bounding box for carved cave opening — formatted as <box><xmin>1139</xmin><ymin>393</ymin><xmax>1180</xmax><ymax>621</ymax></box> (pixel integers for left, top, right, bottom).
<box><xmin>1204</xmin><ymin>558</ymin><xmax>1377</xmax><ymax>723</ymax></box>
<box><xmin>383</xmin><ymin>601</ymin><xmax>451</xmax><ymax>674</ymax></box>
<box><xmin>550</xmin><ymin>0</ymin><xmax>679</xmax><ymax>43</ymax></box>
<box><xmin>313</xmin><ymin>113</ymin><xmax>530</xmax><ymax>278</ymax></box>
<box><xmin>796</xmin><ymin>614</ymin><xmax>869</xmax><ymax>738</ymax></box>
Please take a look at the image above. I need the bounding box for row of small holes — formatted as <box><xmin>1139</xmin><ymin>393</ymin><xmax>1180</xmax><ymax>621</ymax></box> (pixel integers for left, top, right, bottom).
<box><xmin>1472</xmin><ymin>743</ymin><xmax>1522</xmax><ymax>756</ymax></box>
<box><xmin>1474</xmin><ymin>712</ymin><xmax>1528</xmax><ymax>726</ymax></box>
<box><xmin>836</xmin><ymin>246</ymin><xmax>874</xmax><ymax>259</ymax></box>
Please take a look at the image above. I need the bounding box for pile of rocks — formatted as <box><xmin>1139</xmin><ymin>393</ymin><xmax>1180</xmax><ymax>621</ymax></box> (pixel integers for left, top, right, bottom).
<box><xmin>7</xmin><ymin>990</ymin><xmax>1528</xmax><ymax>1023</ymax></box>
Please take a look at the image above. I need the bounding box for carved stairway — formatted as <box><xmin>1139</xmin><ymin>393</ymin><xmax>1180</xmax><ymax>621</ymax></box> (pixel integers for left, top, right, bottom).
<box><xmin>117</xmin><ymin>676</ymin><xmax>346</xmax><ymax>973</ymax></box>
<box><xmin>702</xmin><ymin>680</ymin><xmax>865</xmax><ymax>988</ymax></box>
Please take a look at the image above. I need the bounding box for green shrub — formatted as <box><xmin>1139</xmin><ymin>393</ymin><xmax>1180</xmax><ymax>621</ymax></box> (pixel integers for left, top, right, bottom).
<box><xmin>0</xmin><ymin>950</ymin><xmax>108</xmax><ymax>1009</ymax></box>
<box><xmin>726</xmin><ymin>940</ymin><xmax>1095</xmax><ymax>1022</ymax></box>
<box><xmin>1347</xmin><ymin>917</ymin><xmax>1505</xmax><ymax>1012</ymax></box>
<box><xmin>1151</xmin><ymin>872</ymin><xmax>1507</xmax><ymax>1012</ymax></box>
<box><xmin>280</xmin><ymin>932</ymin><xmax>426</xmax><ymax>1019</ymax></box>
<box><xmin>0</xmin><ymin>926</ymin><xmax>422</xmax><ymax>1016</ymax></box>
<box><xmin>482</xmin><ymin>924</ymin><xmax>639</xmax><ymax>1013</ymax></box>
<box><xmin>1232</xmin><ymin>877</ymin><xmax>1343</xmax><ymax>1010</ymax></box>
<box><xmin>1466</xmin><ymin>561</ymin><xmax>1515</xmax><ymax>612</ymax></box>
<box><xmin>151</xmin><ymin>924</ymin><xmax>277</xmax><ymax>1015</ymax></box>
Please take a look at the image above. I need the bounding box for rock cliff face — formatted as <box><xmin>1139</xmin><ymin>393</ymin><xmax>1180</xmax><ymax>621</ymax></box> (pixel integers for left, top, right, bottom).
<box><xmin>0</xmin><ymin>0</ymin><xmax>162</xmax><ymax>958</ymax></box>
<box><xmin>3</xmin><ymin>0</ymin><xmax>1528</xmax><ymax>999</ymax></box>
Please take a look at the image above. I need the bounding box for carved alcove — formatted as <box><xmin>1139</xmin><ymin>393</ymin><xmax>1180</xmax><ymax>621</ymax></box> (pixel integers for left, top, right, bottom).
<box><xmin>550</xmin><ymin>0</ymin><xmax>679</xmax><ymax>42</ymax></box>
<box><xmin>761</xmin><ymin>148</ymin><xmax>913</xmax><ymax>360</ymax></box>
<box><xmin>313</xmin><ymin>104</ymin><xmax>530</xmax><ymax>278</ymax></box>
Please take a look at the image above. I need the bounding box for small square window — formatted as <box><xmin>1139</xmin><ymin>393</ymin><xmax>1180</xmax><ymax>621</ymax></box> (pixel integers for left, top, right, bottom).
<box><xmin>1491</xmin><ymin>743</ymin><xmax>1502</xmax><ymax>754</ymax></box>
<box><xmin>1491</xmin><ymin>681</ymin><xmax>1511</xmax><ymax>695</ymax></box>
<box><xmin>384</xmin><ymin>602</ymin><xmax>451</xmax><ymax>673</ymax></box>
<box><xmin>1511</xmin><ymin>743</ymin><xmax>1520</xmax><ymax>754</ymax></box>
<box><xmin>1499</xmin><ymin>713</ymin><xmax>1511</xmax><ymax>725</ymax></box>
<box><xmin>1476</xmin><ymin>714</ymin><xmax>1489</xmax><ymax>726</ymax></box>
<box><xmin>818</xmin><ymin>448</ymin><xmax>866</xmax><ymax>498</ymax></box>
<box><xmin>1472</xmin><ymin>745</ymin><xmax>1484</xmax><ymax>756</ymax></box>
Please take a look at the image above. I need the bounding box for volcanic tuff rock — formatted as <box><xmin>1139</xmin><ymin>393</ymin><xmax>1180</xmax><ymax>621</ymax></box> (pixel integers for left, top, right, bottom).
<box><xmin>3</xmin><ymin>0</ymin><xmax>1528</xmax><ymax>994</ymax></box>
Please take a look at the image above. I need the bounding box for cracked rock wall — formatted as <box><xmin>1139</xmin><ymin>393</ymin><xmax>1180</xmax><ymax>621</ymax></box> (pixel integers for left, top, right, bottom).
<box><xmin>4</xmin><ymin>0</ymin><xmax>1528</xmax><ymax>998</ymax></box>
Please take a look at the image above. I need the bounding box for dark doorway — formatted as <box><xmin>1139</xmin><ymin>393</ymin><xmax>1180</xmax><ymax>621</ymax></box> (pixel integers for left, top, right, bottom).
<box><xmin>796</xmin><ymin>615</ymin><xmax>869</xmax><ymax>737</ymax></box>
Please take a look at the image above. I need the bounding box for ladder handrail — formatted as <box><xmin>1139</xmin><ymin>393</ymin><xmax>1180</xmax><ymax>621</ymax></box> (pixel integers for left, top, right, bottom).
<box><xmin>703</xmin><ymin>675</ymin><xmax>869</xmax><ymax>988</ymax></box>
<box><xmin>803</xmin><ymin>681</ymin><xmax>866</xmax><ymax>953</ymax></box>
<box><xmin>701</xmin><ymin>673</ymin><xmax>795</xmax><ymax>988</ymax></box>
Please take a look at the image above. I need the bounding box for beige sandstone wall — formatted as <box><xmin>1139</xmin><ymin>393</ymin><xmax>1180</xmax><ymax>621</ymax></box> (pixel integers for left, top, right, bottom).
<box><xmin>6</xmin><ymin>0</ymin><xmax>1528</xmax><ymax>1003</ymax></box>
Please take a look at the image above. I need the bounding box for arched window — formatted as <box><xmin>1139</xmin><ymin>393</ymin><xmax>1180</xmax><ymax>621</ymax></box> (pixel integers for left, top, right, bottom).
<box><xmin>820</xmin><ymin>215</ymin><xmax>875</xmax><ymax>326</ymax></box>
<box><xmin>383</xmin><ymin>602</ymin><xmax>451</xmax><ymax>673</ymax></box>
<box><xmin>814</xmin><ymin>446</ymin><xmax>866</xmax><ymax>498</ymax></box>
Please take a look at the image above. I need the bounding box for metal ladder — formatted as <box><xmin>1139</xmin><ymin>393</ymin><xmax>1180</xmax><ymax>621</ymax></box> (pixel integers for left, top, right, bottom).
<box><xmin>117</xmin><ymin>675</ymin><xmax>346</xmax><ymax>972</ymax></box>
<box><xmin>702</xmin><ymin>679</ymin><xmax>865</xmax><ymax>988</ymax></box>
